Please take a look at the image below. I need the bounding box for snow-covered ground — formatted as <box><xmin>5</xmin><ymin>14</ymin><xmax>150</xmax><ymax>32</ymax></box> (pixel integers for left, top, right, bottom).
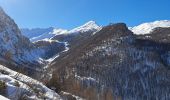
<box><xmin>130</xmin><ymin>20</ymin><xmax>170</xmax><ymax>35</ymax></box>
<box><xmin>0</xmin><ymin>65</ymin><xmax>62</xmax><ymax>100</ymax></box>
<box><xmin>0</xmin><ymin>95</ymin><xmax>9</xmax><ymax>100</ymax></box>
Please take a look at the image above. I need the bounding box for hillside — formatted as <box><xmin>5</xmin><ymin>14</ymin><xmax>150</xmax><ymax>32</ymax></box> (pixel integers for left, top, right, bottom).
<box><xmin>0</xmin><ymin>64</ymin><xmax>62</xmax><ymax>100</ymax></box>
<box><xmin>49</xmin><ymin>23</ymin><xmax>170</xmax><ymax>100</ymax></box>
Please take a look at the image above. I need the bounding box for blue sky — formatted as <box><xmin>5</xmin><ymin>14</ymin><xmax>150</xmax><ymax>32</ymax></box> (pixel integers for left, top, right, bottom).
<box><xmin>0</xmin><ymin>0</ymin><xmax>170</xmax><ymax>29</ymax></box>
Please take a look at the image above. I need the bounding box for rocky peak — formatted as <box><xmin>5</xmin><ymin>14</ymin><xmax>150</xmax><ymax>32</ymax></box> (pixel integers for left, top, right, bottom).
<box><xmin>69</xmin><ymin>21</ymin><xmax>101</xmax><ymax>34</ymax></box>
<box><xmin>0</xmin><ymin>7</ymin><xmax>22</xmax><ymax>39</ymax></box>
<box><xmin>97</xmin><ymin>23</ymin><xmax>133</xmax><ymax>39</ymax></box>
<box><xmin>107</xmin><ymin>23</ymin><xmax>129</xmax><ymax>31</ymax></box>
<box><xmin>82</xmin><ymin>21</ymin><xmax>98</xmax><ymax>28</ymax></box>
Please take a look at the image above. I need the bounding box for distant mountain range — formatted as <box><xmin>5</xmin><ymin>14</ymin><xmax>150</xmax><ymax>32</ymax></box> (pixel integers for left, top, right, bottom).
<box><xmin>21</xmin><ymin>20</ymin><xmax>170</xmax><ymax>42</ymax></box>
<box><xmin>130</xmin><ymin>20</ymin><xmax>170</xmax><ymax>34</ymax></box>
<box><xmin>21</xmin><ymin>21</ymin><xmax>101</xmax><ymax>42</ymax></box>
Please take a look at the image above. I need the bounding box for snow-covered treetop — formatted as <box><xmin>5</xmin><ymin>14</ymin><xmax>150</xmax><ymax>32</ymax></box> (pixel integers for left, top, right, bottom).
<box><xmin>130</xmin><ymin>20</ymin><xmax>170</xmax><ymax>35</ymax></box>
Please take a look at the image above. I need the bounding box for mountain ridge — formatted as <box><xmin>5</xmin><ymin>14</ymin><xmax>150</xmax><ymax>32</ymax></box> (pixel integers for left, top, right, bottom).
<box><xmin>21</xmin><ymin>21</ymin><xmax>101</xmax><ymax>42</ymax></box>
<box><xmin>48</xmin><ymin>23</ymin><xmax>170</xmax><ymax>100</ymax></box>
<box><xmin>130</xmin><ymin>20</ymin><xmax>170</xmax><ymax>34</ymax></box>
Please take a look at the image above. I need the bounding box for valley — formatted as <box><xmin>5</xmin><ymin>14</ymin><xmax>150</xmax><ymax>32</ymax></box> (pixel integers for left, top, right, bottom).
<box><xmin>0</xmin><ymin>6</ymin><xmax>170</xmax><ymax>100</ymax></box>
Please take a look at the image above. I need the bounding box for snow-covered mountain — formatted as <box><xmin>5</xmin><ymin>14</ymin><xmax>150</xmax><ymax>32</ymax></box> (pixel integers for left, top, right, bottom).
<box><xmin>0</xmin><ymin>7</ymin><xmax>45</xmax><ymax>67</ymax></box>
<box><xmin>23</xmin><ymin>20</ymin><xmax>170</xmax><ymax>41</ymax></box>
<box><xmin>50</xmin><ymin>23</ymin><xmax>170</xmax><ymax>100</ymax></box>
<box><xmin>0</xmin><ymin>7</ymin><xmax>85</xmax><ymax>100</ymax></box>
<box><xmin>69</xmin><ymin>21</ymin><xmax>101</xmax><ymax>34</ymax></box>
<box><xmin>0</xmin><ymin>7</ymin><xmax>80</xmax><ymax>99</ymax></box>
<box><xmin>21</xmin><ymin>21</ymin><xmax>101</xmax><ymax>42</ymax></box>
<box><xmin>21</xmin><ymin>27</ymin><xmax>68</xmax><ymax>42</ymax></box>
<box><xmin>131</xmin><ymin>20</ymin><xmax>170</xmax><ymax>34</ymax></box>
<box><xmin>21</xmin><ymin>27</ymin><xmax>54</xmax><ymax>40</ymax></box>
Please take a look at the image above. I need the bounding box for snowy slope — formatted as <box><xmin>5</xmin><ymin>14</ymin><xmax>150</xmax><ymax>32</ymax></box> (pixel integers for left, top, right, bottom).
<box><xmin>0</xmin><ymin>95</ymin><xmax>9</xmax><ymax>100</ymax></box>
<box><xmin>69</xmin><ymin>21</ymin><xmax>101</xmax><ymax>34</ymax></box>
<box><xmin>21</xmin><ymin>28</ymin><xmax>68</xmax><ymax>42</ymax></box>
<box><xmin>21</xmin><ymin>21</ymin><xmax>101</xmax><ymax>42</ymax></box>
<box><xmin>0</xmin><ymin>7</ymin><xmax>45</xmax><ymax>67</ymax></box>
<box><xmin>21</xmin><ymin>27</ymin><xmax>54</xmax><ymax>39</ymax></box>
<box><xmin>0</xmin><ymin>65</ymin><xmax>62</xmax><ymax>100</ymax></box>
<box><xmin>131</xmin><ymin>20</ymin><xmax>170</xmax><ymax>35</ymax></box>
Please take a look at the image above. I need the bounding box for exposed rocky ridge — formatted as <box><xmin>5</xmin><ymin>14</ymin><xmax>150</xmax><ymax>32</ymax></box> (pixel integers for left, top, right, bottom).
<box><xmin>49</xmin><ymin>23</ymin><xmax>170</xmax><ymax>100</ymax></box>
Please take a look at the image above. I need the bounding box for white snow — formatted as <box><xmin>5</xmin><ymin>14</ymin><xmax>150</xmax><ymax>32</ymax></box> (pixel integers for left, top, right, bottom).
<box><xmin>52</xmin><ymin>28</ymin><xmax>68</xmax><ymax>36</ymax></box>
<box><xmin>75</xmin><ymin>73</ymin><xmax>97</xmax><ymax>83</ymax></box>
<box><xmin>0</xmin><ymin>65</ymin><xmax>62</xmax><ymax>100</ymax></box>
<box><xmin>21</xmin><ymin>27</ymin><xmax>54</xmax><ymax>38</ymax></box>
<box><xmin>30</xmin><ymin>29</ymin><xmax>68</xmax><ymax>42</ymax></box>
<box><xmin>131</xmin><ymin>20</ymin><xmax>170</xmax><ymax>35</ymax></box>
<box><xmin>69</xmin><ymin>21</ymin><xmax>101</xmax><ymax>34</ymax></box>
<box><xmin>0</xmin><ymin>95</ymin><xmax>9</xmax><ymax>100</ymax></box>
<box><xmin>21</xmin><ymin>28</ymin><xmax>68</xmax><ymax>42</ymax></box>
<box><xmin>35</xmin><ymin>38</ymin><xmax>59</xmax><ymax>43</ymax></box>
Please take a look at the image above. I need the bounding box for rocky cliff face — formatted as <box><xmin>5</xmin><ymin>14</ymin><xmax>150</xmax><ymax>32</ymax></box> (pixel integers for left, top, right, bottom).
<box><xmin>49</xmin><ymin>23</ymin><xmax>170</xmax><ymax>100</ymax></box>
<box><xmin>0</xmin><ymin>7</ymin><xmax>45</xmax><ymax>76</ymax></box>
